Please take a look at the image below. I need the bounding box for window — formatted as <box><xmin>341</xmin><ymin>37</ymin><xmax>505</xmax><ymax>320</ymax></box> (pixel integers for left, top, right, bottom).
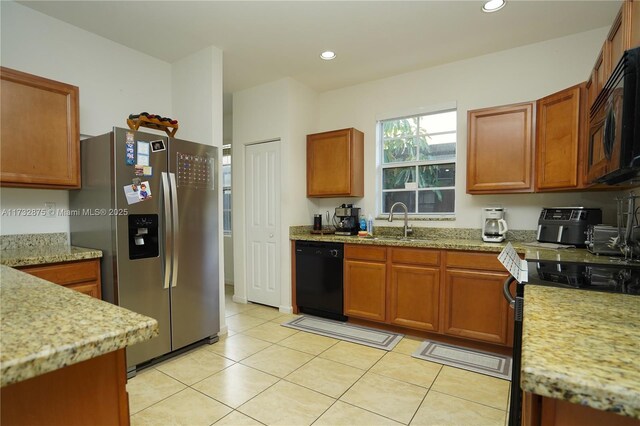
<box><xmin>380</xmin><ymin>109</ymin><xmax>456</xmax><ymax>214</ymax></box>
<box><xmin>222</xmin><ymin>145</ymin><xmax>232</xmax><ymax>234</ymax></box>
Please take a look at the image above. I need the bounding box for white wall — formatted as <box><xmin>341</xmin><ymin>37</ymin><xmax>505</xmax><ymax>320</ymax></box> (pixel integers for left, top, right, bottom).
<box><xmin>311</xmin><ymin>27</ymin><xmax>620</xmax><ymax>230</ymax></box>
<box><xmin>172</xmin><ymin>46</ymin><xmax>222</xmax><ymax>147</ymax></box>
<box><xmin>171</xmin><ymin>46</ymin><xmax>227</xmax><ymax>335</ymax></box>
<box><xmin>0</xmin><ymin>1</ymin><xmax>172</xmax><ymax>235</ymax></box>
<box><xmin>232</xmin><ymin>78</ymin><xmax>316</xmax><ymax>311</ymax></box>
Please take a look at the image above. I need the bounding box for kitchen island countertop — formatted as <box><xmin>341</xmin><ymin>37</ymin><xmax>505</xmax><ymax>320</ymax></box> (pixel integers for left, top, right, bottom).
<box><xmin>0</xmin><ymin>265</ymin><xmax>158</xmax><ymax>387</ymax></box>
<box><xmin>522</xmin><ymin>285</ymin><xmax>640</xmax><ymax>419</ymax></box>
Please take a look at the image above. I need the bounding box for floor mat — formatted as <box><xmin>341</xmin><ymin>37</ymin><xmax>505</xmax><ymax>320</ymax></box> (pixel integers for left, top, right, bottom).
<box><xmin>412</xmin><ymin>340</ymin><xmax>512</xmax><ymax>380</ymax></box>
<box><xmin>281</xmin><ymin>316</ymin><xmax>403</xmax><ymax>351</ymax></box>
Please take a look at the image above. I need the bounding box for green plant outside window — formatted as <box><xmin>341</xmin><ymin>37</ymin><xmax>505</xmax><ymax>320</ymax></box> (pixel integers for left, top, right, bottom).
<box><xmin>380</xmin><ymin>110</ymin><xmax>456</xmax><ymax>214</ymax></box>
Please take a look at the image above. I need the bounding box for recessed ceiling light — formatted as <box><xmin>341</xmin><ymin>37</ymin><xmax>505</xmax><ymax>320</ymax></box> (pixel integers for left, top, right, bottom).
<box><xmin>320</xmin><ymin>51</ymin><xmax>336</xmax><ymax>60</ymax></box>
<box><xmin>482</xmin><ymin>0</ymin><xmax>506</xmax><ymax>13</ymax></box>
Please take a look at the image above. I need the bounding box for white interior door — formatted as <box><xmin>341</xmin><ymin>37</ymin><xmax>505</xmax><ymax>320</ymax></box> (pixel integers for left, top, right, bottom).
<box><xmin>245</xmin><ymin>140</ymin><xmax>281</xmax><ymax>307</ymax></box>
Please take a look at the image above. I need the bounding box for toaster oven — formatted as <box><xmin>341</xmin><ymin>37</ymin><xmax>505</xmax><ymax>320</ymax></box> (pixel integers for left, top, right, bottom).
<box><xmin>586</xmin><ymin>225</ymin><xmax>623</xmax><ymax>256</ymax></box>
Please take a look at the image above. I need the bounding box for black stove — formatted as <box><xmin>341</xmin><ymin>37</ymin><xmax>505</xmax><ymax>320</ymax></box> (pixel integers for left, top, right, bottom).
<box><xmin>526</xmin><ymin>260</ymin><xmax>640</xmax><ymax>295</ymax></box>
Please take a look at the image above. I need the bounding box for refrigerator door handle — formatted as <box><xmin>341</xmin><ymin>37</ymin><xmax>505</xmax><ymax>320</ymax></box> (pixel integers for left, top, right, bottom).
<box><xmin>162</xmin><ymin>172</ymin><xmax>172</xmax><ymax>290</ymax></box>
<box><xmin>169</xmin><ymin>172</ymin><xmax>179</xmax><ymax>288</ymax></box>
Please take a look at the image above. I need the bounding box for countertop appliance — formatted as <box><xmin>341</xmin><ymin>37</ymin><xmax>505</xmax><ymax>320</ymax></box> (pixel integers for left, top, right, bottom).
<box><xmin>334</xmin><ymin>204</ymin><xmax>360</xmax><ymax>235</ymax></box>
<box><xmin>589</xmin><ymin>46</ymin><xmax>640</xmax><ymax>185</ymax></box>
<box><xmin>70</xmin><ymin>128</ymin><xmax>219</xmax><ymax>374</ymax></box>
<box><xmin>586</xmin><ymin>225</ymin><xmax>625</xmax><ymax>256</ymax></box>
<box><xmin>503</xmin><ymin>259</ymin><xmax>640</xmax><ymax>426</ymax></box>
<box><xmin>295</xmin><ymin>241</ymin><xmax>346</xmax><ymax>321</ymax></box>
<box><xmin>482</xmin><ymin>207</ymin><xmax>508</xmax><ymax>242</ymax></box>
<box><xmin>537</xmin><ymin>207</ymin><xmax>602</xmax><ymax>247</ymax></box>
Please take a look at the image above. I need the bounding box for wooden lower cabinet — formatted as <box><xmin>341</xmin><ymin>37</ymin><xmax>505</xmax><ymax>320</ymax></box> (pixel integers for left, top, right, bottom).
<box><xmin>1</xmin><ymin>349</ymin><xmax>129</xmax><ymax>426</ymax></box>
<box><xmin>442</xmin><ymin>268</ymin><xmax>511</xmax><ymax>345</ymax></box>
<box><xmin>524</xmin><ymin>393</ymin><xmax>640</xmax><ymax>426</ymax></box>
<box><xmin>340</xmin><ymin>244</ymin><xmax>513</xmax><ymax>347</ymax></box>
<box><xmin>344</xmin><ymin>259</ymin><xmax>386</xmax><ymax>322</ymax></box>
<box><xmin>19</xmin><ymin>258</ymin><xmax>102</xmax><ymax>299</ymax></box>
<box><xmin>389</xmin><ymin>264</ymin><xmax>440</xmax><ymax>332</ymax></box>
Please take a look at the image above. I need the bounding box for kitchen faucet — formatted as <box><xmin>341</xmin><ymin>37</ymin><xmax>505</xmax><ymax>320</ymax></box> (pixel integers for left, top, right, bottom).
<box><xmin>388</xmin><ymin>202</ymin><xmax>413</xmax><ymax>238</ymax></box>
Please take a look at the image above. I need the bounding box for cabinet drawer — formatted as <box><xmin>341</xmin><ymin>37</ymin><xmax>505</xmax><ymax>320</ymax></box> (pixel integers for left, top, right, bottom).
<box><xmin>345</xmin><ymin>244</ymin><xmax>386</xmax><ymax>262</ymax></box>
<box><xmin>445</xmin><ymin>251</ymin><xmax>505</xmax><ymax>271</ymax></box>
<box><xmin>20</xmin><ymin>259</ymin><xmax>99</xmax><ymax>285</ymax></box>
<box><xmin>66</xmin><ymin>281</ymin><xmax>101</xmax><ymax>299</ymax></box>
<box><xmin>390</xmin><ymin>247</ymin><xmax>440</xmax><ymax>266</ymax></box>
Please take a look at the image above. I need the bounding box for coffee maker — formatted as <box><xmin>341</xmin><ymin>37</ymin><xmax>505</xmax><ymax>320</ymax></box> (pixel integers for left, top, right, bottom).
<box><xmin>334</xmin><ymin>204</ymin><xmax>361</xmax><ymax>236</ymax></box>
<box><xmin>482</xmin><ymin>207</ymin><xmax>508</xmax><ymax>242</ymax></box>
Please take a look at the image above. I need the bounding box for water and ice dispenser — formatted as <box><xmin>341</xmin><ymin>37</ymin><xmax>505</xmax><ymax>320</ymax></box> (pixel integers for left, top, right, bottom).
<box><xmin>128</xmin><ymin>214</ymin><xmax>159</xmax><ymax>260</ymax></box>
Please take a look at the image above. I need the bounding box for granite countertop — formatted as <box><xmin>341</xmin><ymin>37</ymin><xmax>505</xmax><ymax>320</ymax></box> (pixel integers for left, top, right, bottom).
<box><xmin>0</xmin><ymin>265</ymin><xmax>158</xmax><ymax>387</ymax></box>
<box><xmin>289</xmin><ymin>229</ymin><xmax>622</xmax><ymax>265</ymax></box>
<box><xmin>521</xmin><ymin>285</ymin><xmax>640</xmax><ymax>418</ymax></box>
<box><xmin>0</xmin><ymin>245</ymin><xmax>103</xmax><ymax>267</ymax></box>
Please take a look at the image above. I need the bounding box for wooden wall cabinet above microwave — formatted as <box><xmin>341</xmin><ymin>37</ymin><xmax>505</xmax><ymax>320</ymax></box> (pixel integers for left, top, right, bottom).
<box><xmin>587</xmin><ymin>0</ymin><xmax>640</xmax><ymax>112</ymax></box>
<box><xmin>307</xmin><ymin>128</ymin><xmax>364</xmax><ymax>197</ymax></box>
<box><xmin>0</xmin><ymin>67</ymin><xmax>80</xmax><ymax>189</ymax></box>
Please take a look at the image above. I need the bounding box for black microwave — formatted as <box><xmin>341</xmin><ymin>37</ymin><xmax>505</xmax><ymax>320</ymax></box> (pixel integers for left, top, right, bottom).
<box><xmin>589</xmin><ymin>46</ymin><xmax>640</xmax><ymax>185</ymax></box>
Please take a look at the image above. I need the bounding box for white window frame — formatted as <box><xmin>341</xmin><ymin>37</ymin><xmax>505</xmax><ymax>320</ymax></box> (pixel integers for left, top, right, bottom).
<box><xmin>376</xmin><ymin>105</ymin><xmax>457</xmax><ymax>218</ymax></box>
<box><xmin>222</xmin><ymin>144</ymin><xmax>232</xmax><ymax>235</ymax></box>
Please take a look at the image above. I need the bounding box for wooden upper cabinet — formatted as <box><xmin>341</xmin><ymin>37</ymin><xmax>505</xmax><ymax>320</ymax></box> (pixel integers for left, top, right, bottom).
<box><xmin>606</xmin><ymin>1</ymin><xmax>640</xmax><ymax>79</ymax></box>
<box><xmin>606</xmin><ymin>6</ymin><xmax>627</xmax><ymax>78</ymax></box>
<box><xmin>590</xmin><ymin>1</ymin><xmax>639</xmax><ymax>107</ymax></box>
<box><xmin>535</xmin><ymin>84</ymin><xmax>585</xmax><ymax>191</ymax></box>
<box><xmin>467</xmin><ymin>102</ymin><xmax>535</xmax><ymax>194</ymax></box>
<box><xmin>592</xmin><ymin>45</ymin><xmax>607</xmax><ymax>101</ymax></box>
<box><xmin>585</xmin><ymin>75</ymin><xmax>596</xmax><ymax>116</ymax></box>
<box><xmin>307</xmin><ymin>128</ymin><xmax>364</xmax><ymax>197</ymax></box>
<box><xmin>1</xmin><ymin>67</ymin><xmax>80</xmax><ymax>189</ymax></box>
<box><xmin>631</xmin><ymin>0</ymin><xmax>640</xmax><ymax>48</ymax></box>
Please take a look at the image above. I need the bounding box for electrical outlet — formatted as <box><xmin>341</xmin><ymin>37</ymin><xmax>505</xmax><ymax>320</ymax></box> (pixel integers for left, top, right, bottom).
<box><xmin>45</xmin><ymin>202</ymin><xmax>56</xmax><ymax>217</ymax></box>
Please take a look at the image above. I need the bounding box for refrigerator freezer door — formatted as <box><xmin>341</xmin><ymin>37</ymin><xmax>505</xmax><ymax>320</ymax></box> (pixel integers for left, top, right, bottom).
<box><xmin>169</xmin><ymin>139</ymin><xmax>220</xmax><ymax>350</ymax></box>
<box><xmin>113</xmin><ymin>128</ymin><xmax>171</xmax><ymax>367</ymax></box>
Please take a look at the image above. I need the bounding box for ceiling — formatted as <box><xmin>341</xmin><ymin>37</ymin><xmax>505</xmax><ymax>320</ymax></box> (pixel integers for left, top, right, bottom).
<box><xmin>19</xmin><ymin>0</ymin><xmax>620</xmax><ymax>106</ymax></box>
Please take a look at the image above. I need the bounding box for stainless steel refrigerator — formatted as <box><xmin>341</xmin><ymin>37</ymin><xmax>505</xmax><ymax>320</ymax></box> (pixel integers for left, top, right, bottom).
<box><xmin>70</xmin><ymin>127</ymin><xmax>219</xmax><ymax>373</ymax></box>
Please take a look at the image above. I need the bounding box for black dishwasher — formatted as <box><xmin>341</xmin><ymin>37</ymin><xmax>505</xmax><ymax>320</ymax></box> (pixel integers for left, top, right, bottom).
<box><xmin>295</xmin><ymin>241</ymin><xmax>347</xmax><ymax>321</ymax></box>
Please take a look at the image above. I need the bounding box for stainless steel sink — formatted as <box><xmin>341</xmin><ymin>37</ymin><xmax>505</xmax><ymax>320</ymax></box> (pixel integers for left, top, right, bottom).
<box><xmin>369</xmin><ymin>236</ymin><xmax>421</xmax><ymax>242</ymax></box>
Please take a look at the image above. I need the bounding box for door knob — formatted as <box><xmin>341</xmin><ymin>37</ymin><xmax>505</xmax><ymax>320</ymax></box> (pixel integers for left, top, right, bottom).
<box><xmin>269</xmin><ymin>233</ymin><xmax>274</xmax><ymax>238</ymax></box>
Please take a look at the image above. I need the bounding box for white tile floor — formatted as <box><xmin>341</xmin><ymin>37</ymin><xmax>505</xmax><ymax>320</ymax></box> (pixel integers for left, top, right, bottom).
<box><xmin>128</xmin><ymin>286</ymin><xmax>511</xmax><ymax>425</ymax></box>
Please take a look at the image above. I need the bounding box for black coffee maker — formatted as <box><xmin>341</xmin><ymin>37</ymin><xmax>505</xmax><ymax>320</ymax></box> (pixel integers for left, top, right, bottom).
<box><xmin>334</xmin><ymin>204</ymin><xmax>360</xmax><ymax>235</ymax></box>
